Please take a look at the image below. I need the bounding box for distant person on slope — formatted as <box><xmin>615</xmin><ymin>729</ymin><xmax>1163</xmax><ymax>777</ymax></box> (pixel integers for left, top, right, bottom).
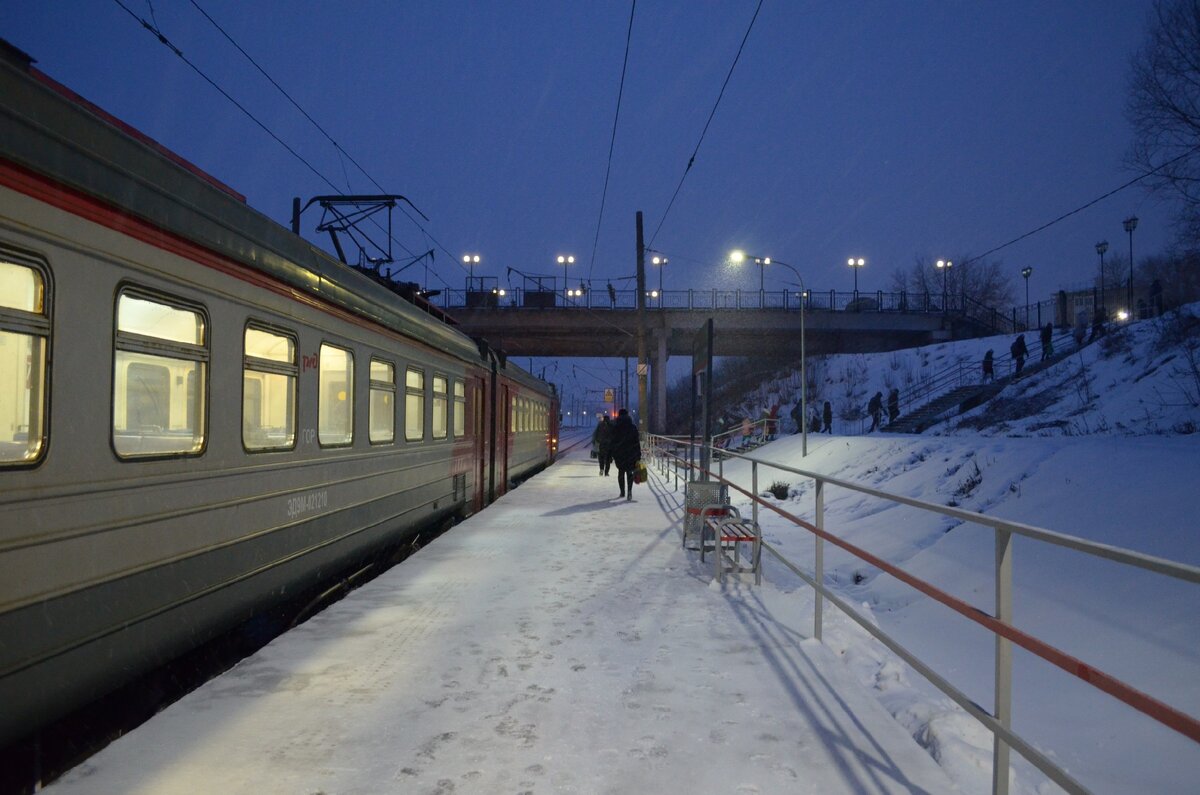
<box><xmin>867</xmin><ymin>392</ymin><xmax>884</xmax><ymax>432</ymax></box>
<box><xmin>1040</xmin><ymin>323</ymin><xmax>1054</xmax><ymax>361</ymax></box>
<box><xmin>822</xmin><ymin>401</ymin><xmax>833</xmax><ymax>434</ymax></box>
<box><xmin>1011</xmin><ymin>334</ymin><xmax>1028</xmax><ymax>376</ymax></box>
<box><xmin>610</xmin><ymin>408</ymin><xmax>641</xmax><ymax>501</ymax></box>
<box><xmin>887</xmin><ymin>388</ymin><xmax>900</xmax><ymax>425</ymax></box>
<box><xmin>982</xmin><ymin>349</ymin><xmax>994</xmax><ymax>383</ymax></box>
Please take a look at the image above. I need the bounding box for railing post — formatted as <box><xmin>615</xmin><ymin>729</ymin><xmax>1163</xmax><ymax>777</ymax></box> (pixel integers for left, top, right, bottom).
<box><xmin>814</xmin><ymin>478</ymin><xmax>824</xmax><ymax>640</ymax></box>
<box><xmin>993</xmin><ymin>526</ymin><xmax>1013</xmax><ymax>795</ymax></box>
<box><xmin>751</xmin><ymin>461</ymin><xmax>758</xmax><ymax>532</ymax></box>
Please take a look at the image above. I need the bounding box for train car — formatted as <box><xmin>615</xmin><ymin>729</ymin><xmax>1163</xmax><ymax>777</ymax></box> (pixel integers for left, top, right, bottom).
<box><xmin>0</xmin><ymin>43</ymin><xmax>556</xmax><ymax>749</ymax></box>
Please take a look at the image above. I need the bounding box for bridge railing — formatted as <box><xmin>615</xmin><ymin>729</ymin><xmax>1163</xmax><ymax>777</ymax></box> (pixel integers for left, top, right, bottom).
<box><xmin>644</xmin><ymin>435</ymin><xmax>1200</xmax><ymax>795</ymax></box>
<box><xmin>434</xmin><ymin>286</ymin><xmax>993</xmax><ymax>316</ymax></box>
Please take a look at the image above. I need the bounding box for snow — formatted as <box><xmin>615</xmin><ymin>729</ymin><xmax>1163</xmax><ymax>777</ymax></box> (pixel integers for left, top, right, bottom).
<box><xmin>46</xmin><ymin>435</ymin><xmax>956</xmax><ymax>795</ymax></box>
<box><xmin>47</xmin><ymin>308</ymin><xmax>1200</xmax><ymax>794</ymax></box>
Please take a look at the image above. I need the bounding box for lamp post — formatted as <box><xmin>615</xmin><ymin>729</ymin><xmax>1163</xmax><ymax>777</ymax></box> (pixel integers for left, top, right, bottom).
<box><xmin>848</xmin><ymin>257</ymin><xmax>865</xmax><ymax>295</ymax></box>
<box><xmin>936</xmin><ymin>259</ymin><xmax>953</xmax><ymax>313</ymax></box>
<box><xmin>557</xmin><ymin>254</ymin><xmax>575</xmax><ymax>301</ymax></box>
<box><xmin>1123</xmin><ymin>216</ymin><xmax>1138</xmax><ymax>317</ymax></box>
<box><xmin>651</xmin><ymin>255</ymin><xmax>668</xmax><ymax>300</ymax></box>
<box><xmin>1095</xmin><ymin>240</ymin><xmax>1109</xmax><ymax>321</ymax></box>
<box><xmin>729</xmin><ymin>251</ymin><xmax>807</xmax><ymax>456</ymax></box>
<box><xmin>729</xmin><ymin>250</ymin><xmax>769</xmax><ymax>293</ymax></box>
<box><xmin>462</xmin><ymin>254</ymin><xmax>481</xmax><ymax>290</ymax></box>
<box><xmin>1021</xmin><ymin>266</ymin><xmax>1032</xmax><ymax>329</ymax></box>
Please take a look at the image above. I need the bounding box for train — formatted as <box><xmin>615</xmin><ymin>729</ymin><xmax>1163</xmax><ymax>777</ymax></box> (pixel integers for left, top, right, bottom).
<box><xmin>0</xmin><ymin>41</ymin><xmax>558</xmax><ymax>749</ymax></box>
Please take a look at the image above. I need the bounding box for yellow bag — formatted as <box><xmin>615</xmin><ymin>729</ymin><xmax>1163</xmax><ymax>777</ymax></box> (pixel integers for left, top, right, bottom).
<box><xmin>633</xmin><ymin>460</ymin><xmax>648</xmax><ymax>484</ymax></box>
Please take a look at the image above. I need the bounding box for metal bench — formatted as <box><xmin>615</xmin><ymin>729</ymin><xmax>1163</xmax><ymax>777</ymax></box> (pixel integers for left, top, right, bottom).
<box><xmin>699</xmin><ymin>503</ymin><xmax>761</xmax><ymax>584</ymax></box>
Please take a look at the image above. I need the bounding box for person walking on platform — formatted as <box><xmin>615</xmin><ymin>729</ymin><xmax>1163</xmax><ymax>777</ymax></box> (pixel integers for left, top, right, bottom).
<box><xmin>610</xmin><ymin>408</ymin><xmax>641</xmax><ymax>501</ymax></box>
<box><xmin>592</xmin><ymin>413</ymin><xmax>614</xmax><ymax>476</ymax></box>
<box><xmin>982</xmin><ymin>349</ymin><xmax>994</xmax><ymax>383</ymax></box>
<box><xmin>1011</xmin><ymin>334</ymin><xmax>1028</xmax><ymax>377</ymax></box>
<box><xmin>1040</xmin><ymin>323</ymin><xmax>1054</xmax><ymax>362</ymax></box>
<box><xmin>867</xmin><ymin>392</ymin><xmax>883</xmax><ymax>432</ymax></box>
<box><xmin>822</xmin><ymin>401</ymin><xmax>833</xmax><ymax>434</ymax></box>
<box><xmin>790</xmin><ymin>399</ymin><xmax>804</xmax><ymax>434</ymax></box>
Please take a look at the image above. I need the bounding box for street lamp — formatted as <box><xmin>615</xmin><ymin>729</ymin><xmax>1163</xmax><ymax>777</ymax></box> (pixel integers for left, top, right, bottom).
<box><xmin>462</xmin><ymin>253</ymin><xmax>481</xmax><ymax>290</ymax></box>
<box><xmin>847</xmin><ymin>257</ymin><xmax>865</xmax><ymax>295</ymax></box>
<box><xmin>557</xmin><ymin>254</ymin><xmax>575</xmax><ymax>299</ymax></box>
<box><xmin>651</xmin><ymin>255</ymin><xmax>668</xmax><ymax>300</ymax></box>
<box><xmin>729</xmin><ymin>250</ymin><xmax>768</xmax><ymax>292</ymax></box>
<box><xmin>1095</xmin><ymin>240</ymin><xmax>1109</xmax><ymax>321</ymax></box>
<box><xmin>1123</xmin><ymin>216</ymin><xmax>1138</xmax><ymax>317</ymax></box>
<box><xmin>729</xmin><ymin>251</ymin><xmax>808</xmax><ymax>456</ymax></box>
<box><xmin>936</xmin><ymin>259</ymin><xmax>953</xmax><ymax>312</ymax></box>
<box><xmin>1021</xmin><ymin>266</ymin><xmax>1032</xmax><ymax>329</ymax></box>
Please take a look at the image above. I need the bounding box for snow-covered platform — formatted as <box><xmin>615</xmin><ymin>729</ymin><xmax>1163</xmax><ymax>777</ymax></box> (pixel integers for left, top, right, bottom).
<box><xmin>48</xmin><ymin>437</ymin><xmax>955</xmax><ymax>794</ymax></box>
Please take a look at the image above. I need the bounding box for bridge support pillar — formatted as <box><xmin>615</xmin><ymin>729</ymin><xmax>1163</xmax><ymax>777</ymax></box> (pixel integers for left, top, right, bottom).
<box><xmin>653</xmin><ymin>329</ymin><xmax>668</xmax><ymax>433</ymax></box>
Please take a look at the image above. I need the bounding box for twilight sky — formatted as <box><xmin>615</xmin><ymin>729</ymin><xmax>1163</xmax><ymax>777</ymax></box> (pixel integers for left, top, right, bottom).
<box><xmin>3</xmin><ymin>1</ymin><xmax>1178</xmax><ymax>307</ymax></box>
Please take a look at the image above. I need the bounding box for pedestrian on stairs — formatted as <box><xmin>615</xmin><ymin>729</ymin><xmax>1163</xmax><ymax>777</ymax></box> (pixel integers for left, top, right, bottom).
<box><xmin>887</xmin><ymin>388</ymin><xmax>900</xmax><ymax>425</ymax></box>
<box><xmin>982</xmin><ymin>349</ymin><xmax>994</xmax><ymax>383</ymax></box>
<box><xmin>1011</xmin><ymin>334</ymin><xmax>1028</xmax><ymax>376</ymax></box>
<box><xmin>1040</xmin><ymin>323</ymin><xmax>1054</xmax><ymax>362</ymax></box>
<box><xmin>868</xmin><ymin>392</ymin><xmax>883</xmax><ymax>432</ymax></box>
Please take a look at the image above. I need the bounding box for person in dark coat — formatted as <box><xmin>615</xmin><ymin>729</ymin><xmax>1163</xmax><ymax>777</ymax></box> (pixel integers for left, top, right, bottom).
<box><xmin>1011</xmin><ymin>334</ymin><xmax>1028</xmax><ymax>376</ymax></box>
<box><xmin>822</xmin><ymin>401</ymin><xmax>833</xmax><ymax>434</ymax></box>
<box><xmin>887</xmin><ymin>388</ymin><xmax>900</xmax><ymax>424</ymax></box>
<box><xmin>1040</xmin><ymin>323</ymin><xmax>1054</xmax><ymax>361</ymax></box>
<box><xmin>867</xmin><ymin>392</ymin><xmax>883</xmax><ymax>432</ymax></box>
<box><xmin>609</xmin><ymin>408</ymin><xmax>641</xmax><ymax>501</ymax></box>
<box><xmin>810</xmin><ymin>410</ymin><xmax>822</xmax><ymax>434</ymax></box>
<box><xmin>592</xmin><ymin>414</ymin><xmax>614</xmax><ymax>476</ymax></box>
<box><xmin>982</xmin><ymin>349</ymin><xmax>994</xmax><ymax>383</ymax></box>
<box><xmin>789</xmin><ymin>400</ymin><xmax>804</xmax><ymax>434</ymax></box>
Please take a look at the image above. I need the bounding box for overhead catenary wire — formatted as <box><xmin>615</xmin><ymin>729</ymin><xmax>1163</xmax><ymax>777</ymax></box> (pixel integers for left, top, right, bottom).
<box><xmin>962</xmin><ymin>142</ymin><xmax>1200</xmax><ymax>267</ymax></box>
<box><xmin>115</xmin><ymin>0</ymin><xmax>469</xmax><ymax>290</ymax></box>
<box><xmin>648</xmin><ymin>0</ymin><xmax>764</xmax><ymax>248</ymax></box>
<box><xmin>587</xmin><ymin>0</ymin><xmax>637</xmax><ymax>283</ymax></box>
<box><xmin>184</xmin><ymin>0</ymin><xmax>481</xmax><ymax>285</ymax></box>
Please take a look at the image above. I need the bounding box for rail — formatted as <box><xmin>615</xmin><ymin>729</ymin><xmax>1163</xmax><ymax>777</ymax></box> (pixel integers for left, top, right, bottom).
<box><xmin>644</xmin><ymin>434</ymin><xmax>1200</xmax><ymax>795</ymax></box>
<box><xmin>432</xmin><ymin>285</ymin><xmax>1006</xmax><ymax>318</ymax></box>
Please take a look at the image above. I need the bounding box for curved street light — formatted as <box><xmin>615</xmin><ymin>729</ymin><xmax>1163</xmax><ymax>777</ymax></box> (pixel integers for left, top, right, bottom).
<box><xmin>728</xmin><ymin>251</ymin><xmax>809</xmax><ymax>456</ymax></box>
<box><xmin>1095</xmin><ymin>240</ymin><xmax>1109</xmax><ymax>321</ymax></box>
<box><xmin>1021</xmin><ymin>266</ymin><xmax>1033</xmax><ymax>329</ymax></box>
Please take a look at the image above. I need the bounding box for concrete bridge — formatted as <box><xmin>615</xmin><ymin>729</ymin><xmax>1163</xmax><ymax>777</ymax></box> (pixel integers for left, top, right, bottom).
<box><xmin>440</xmin><ymin>287</ymin><xmax>1009</xmax><ymax>431</ymax></box>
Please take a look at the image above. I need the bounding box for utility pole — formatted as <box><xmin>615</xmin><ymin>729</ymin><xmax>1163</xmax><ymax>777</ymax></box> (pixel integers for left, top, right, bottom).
<box><xmin>636</xmin><ymin>212</ymin><xmax>648</xmax><ymax>436</ymax></box>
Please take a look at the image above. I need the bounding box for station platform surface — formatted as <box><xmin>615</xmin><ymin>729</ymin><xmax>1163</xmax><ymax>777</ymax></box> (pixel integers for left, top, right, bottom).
<box><xmin>48</xmin><ymin>437</ymin><xmax>955</xmax><ymax>794</ymax></box>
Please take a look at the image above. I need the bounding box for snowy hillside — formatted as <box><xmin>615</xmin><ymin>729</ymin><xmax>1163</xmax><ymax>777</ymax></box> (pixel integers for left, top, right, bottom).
<box><xmin>725</xmin><ymin>302</ymin><xmax>1200</xmax><ymax>439</ymax></box>
<box><xmin>707</xmin><ymin>304</ymin><xmax>1200</xmax><ymax>794</ymax></box>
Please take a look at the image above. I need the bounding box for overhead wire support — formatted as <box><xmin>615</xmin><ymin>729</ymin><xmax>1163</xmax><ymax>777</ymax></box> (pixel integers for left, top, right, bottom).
<box><xmin>587</xmin><ymin>0</ymin><xmax>637</xmax><ymax>283</ymax></box>
<box><xmin>117</xmin><ymin>0</ymin><xmax>470</xmax><ymax>291</ymax></box>
<box><xmin>649</xmin><ymin>0</ymin><xmax>764</xmax><ymax>247</ymax></box>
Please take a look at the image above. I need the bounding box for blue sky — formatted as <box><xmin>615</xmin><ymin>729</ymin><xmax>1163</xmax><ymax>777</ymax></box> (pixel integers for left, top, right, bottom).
<box><xmin>3</xmin><ymin>1</ymin><xmax>1178</xmax><ymax>406</ymax></box>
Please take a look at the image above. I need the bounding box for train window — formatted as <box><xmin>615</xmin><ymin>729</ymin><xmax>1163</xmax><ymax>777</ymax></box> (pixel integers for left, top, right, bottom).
<box><xmin>242</xmin><ymin>325</ymin><xmax>296</xmax><ymax>451</ymax></box>
<box><xmin>0</xmin><ymin>258</ymin><xmax>49</xmax><ymax>465</ymax></box>
<box><xmin>318</xmin><ymin>343</ymin><xmax>353</xmax><ymax>446</ymax></box>
<box><xmin>113</xmin><ymin>290</ymin><xmax>206</xmax><ymax>458</ymax></box>
<box><xmin>369</xmin><ymin>358</ymin><xmax>395</xmax><ymax>444</ymax></box>
<box><xmin>405</xmin><ymin>367</ymin><xmax>424</xmax><ymax>441</ymax></box>
<box><xmin>453</xmin><ymin>379</ymin><xmax>465</xmax><ymax>438</ymax></box>
<box><xmin>432</xmin><ymin>375</ymin><xmax>448</xmax><ymax>439</ymax></box>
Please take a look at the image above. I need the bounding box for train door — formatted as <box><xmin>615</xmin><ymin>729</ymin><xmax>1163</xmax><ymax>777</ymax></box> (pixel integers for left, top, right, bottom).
<box><xmin>472</xmin><ymin>376</ymin><xmax>486</xmax><ymax>512</ymax></box>
<box><xmin>499</xmin><ymin>385</ymin><xmax>511</xmax><ymax>493</ymax></box>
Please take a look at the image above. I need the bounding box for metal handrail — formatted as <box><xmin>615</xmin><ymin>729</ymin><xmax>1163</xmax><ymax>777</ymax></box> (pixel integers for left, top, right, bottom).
<box><xmin>645</xmin><ymin>435</ymin><xmax>1200</xmax><ymax>795</ymax></box>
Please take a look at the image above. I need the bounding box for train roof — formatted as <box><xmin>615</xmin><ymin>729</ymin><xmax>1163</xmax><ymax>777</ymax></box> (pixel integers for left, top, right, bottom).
<box><xmin>0</xmin><ymin>43</ymin><xmax>527</xmax><ymax>376</ymax></box>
